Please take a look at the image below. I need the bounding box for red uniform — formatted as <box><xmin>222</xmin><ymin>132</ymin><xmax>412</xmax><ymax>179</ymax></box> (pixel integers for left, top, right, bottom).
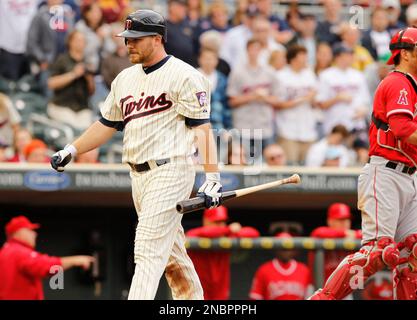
<box><xmin>186</xmin><ymin>225</ymin><xmax>259</xmax><ymax>300</ymax></box>
<box><xmin>369</xmin><ymin>71</ymin><xmax>417</xmax><ymax>166</ymax></box>
<box><xmin>0</xmin><ymin>239</ymin><xmax>62</xmax><ymax>300</ymax></box>
<box><xmin>308</xmin><ymin>227</ymin><xmax>362</xmax><ymax>282</ymax></box>
<box><xmin>249</xmin><ymin>258</ymin><xmax>313</xmax><ymax>300</ymax></box>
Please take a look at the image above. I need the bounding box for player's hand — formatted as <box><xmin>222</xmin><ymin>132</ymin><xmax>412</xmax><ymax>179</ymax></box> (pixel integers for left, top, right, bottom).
<box><xmin>197</xmin><ymin>172</ymin><xmax>222</xmax><ymax>209</ymax></box>
<box><xmin>50</xmin><ymin>144</ymin><xmax>77</xmax><ymax>172</ymax></box>
<box><xmin>229</xmin><ymin>222</ymin><xmax>242</xmax><ymax>234</ymax></box>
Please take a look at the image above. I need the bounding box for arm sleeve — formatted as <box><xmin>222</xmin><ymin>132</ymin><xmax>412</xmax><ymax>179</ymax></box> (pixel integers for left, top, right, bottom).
<box><xmin>388</xmin><ymin>114</ymin><xmax>417</xmax><ymax>140</ymax></box>
<box><xmin>186</xmin><ymin>226</ymin><xmax>231</xmax><ymax>238</ymax></box>
<box><xmin>310</xmin><ymin>226</ymin><xmax>346</xmax><ymax>238</ymax></box>
<box><xmin>175</xmin><ymin>72</ymin><xmax>211</xmax><ymax>120</ymax></box>
<box><xmin>100</xmin><ymin>75</ymin><xmax>123</xmax><ymax>122</ymax></box>
<box><xmin>249</xmin><ymin>267</ymin><xmax>266</xmax><ymax>300</ymax></box>
<box><xmin>19</xmin><ymin>251</ymin><xmax>62</xmax><ymax>279</ymax></box>
<box><xmin>233</xmin><ymin>227</ymin><xmax>260</xmax><ymax>238</ymax></box>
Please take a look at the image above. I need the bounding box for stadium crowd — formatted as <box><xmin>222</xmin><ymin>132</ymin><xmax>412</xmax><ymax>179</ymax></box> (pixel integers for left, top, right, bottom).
<box><xmin>0</xmin><ymin>0</ymin><xmax>416</xmax><ymax>166</ymax></box>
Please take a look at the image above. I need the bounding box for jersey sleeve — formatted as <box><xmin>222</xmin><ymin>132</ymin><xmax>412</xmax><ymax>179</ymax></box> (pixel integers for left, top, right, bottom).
<box><xmin>233</xmin><ymin>226</ymin><xmax>260</xmax><ymax>238</ymax></box>
<box><xmin>100</xmin><ymin>75</ymin><xmax>123</xmax><ymax>122</ymax></box>
<box><xmin>310</xmin><ymin>226</ymin><xmax>346</xmax><ymax>238</ymax></box>
<box><xmin>315</xmin><ymin>72</ymin><xmax>332</xmax><ymax>103</ymax></box>
<box><xmin>19</xmin><ymin>251</ymin><xmax>62</xmax><ymax>279</ymax></box>
<box><xmin>249</xmin><ymin>266</ymin><xmax>266</xmax><ymax>300</ymax></box>
<box><xmin>385</xmin><ymin>77</ymin><xmax>415</xmax><ymax>119</ymax></box>
<box><xmin>175</xmin><ymin>71</ymin><xmax>211</xmax><ymax>120</ymax></box>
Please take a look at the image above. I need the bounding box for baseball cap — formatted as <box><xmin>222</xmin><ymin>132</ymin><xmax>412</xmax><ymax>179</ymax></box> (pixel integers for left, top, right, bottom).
<box><xmin>203</xmin><ymin>206</ymin><xmax>228</xmax><ymax>222</ymax></box>
<box><xmin>332</xmin><ymin>43</ymin><xmax>354</xmax><ymax>57</ymax></box>
<box><xmin>275</xmin><ymin>232</ymin><xmax>293</xmax><ymax>239</ymax></box>
<box><xmin>382</xmin><ymin>0</ymin><xmax>400</xmax><ymax>9</ymax></box>
<box><xmin>23</xmin><ymin>139</ymin><xmax>47</xmax><ymax>159</ymax></box>
<box><xmin>5</xmin><ymin>216</ymin><xmax>40</xmax><ymax>237</ymax></box>
<box><xmin>327</xmin><ymin>203</ymin><xmax>352</xmax><ymax>220</ymax></box>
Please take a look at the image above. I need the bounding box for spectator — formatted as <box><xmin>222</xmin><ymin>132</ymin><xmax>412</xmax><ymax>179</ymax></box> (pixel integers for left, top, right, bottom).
<box><xmin>269</xmin><ymin>49</ymin><xmax>287</xmax><ymax>71</ymax></box>
<box><xmin>199</xmin><ymin>30</ymin><xmax>231</xmax><ymax>76</ymax></box>
<box><xmin>381</xmin><ymin>0</ymin><xmax>406</xmax><ymax>34</ymax></box>
<box><xmin>339</xmin><ymin>23</ymin><xmax>374</xmax><ymax>72</ymax></box>
<box><xmin>227</xmin><ymin>38</ymin><xmax>278</xmax><ymax>163</ymax></box>
<box><xmin>47</xmin><ymin>30</ymin><xmax>95</xmax><ymax>131</ymax></box>
<box><xmin>165</xmin><ymin>0</ymin><xmax>197</xmax><ymax>66</ymax></box>
<box><xmin>236</xmin><ymin>16</ymin><xmax>285</xmax><ymax>67</ymax></box>
<box><xmin>0</xmin><ymin>0</ymin><xmax>37</xmax><ymax>80</ymax></box>
<box><xmin>220</xmin><ymin>6</ymin><xmax>259</xmax><ymax>69</ymax></box>
<box><xmin>274</xmin><ymin>45</ymin><xmax>318</xmax><ymax>165</ymax></box>
<box><xmin>256</xmin><ymin>0</ymin><xmax>293</xmax><ymax>45</ymax></box>
<box><xmin>350</xmin><ymin>138</ymin><xmax>369</xmax><ymax>166</ymax></box>
<box><xmin>0</xmin><ymin>141</ymin><xmax>8</xmax><ymax>162</ymax></box>
<box><xmin>101</xmin><ymin>23</ymin><xmax>131</xmax><ymax>89</ymax></box>
<box><xmin>316</xmin><ymin>0</ymin><xmax>342</xmax><ymax>45</ymax></box>
<box><xmin>187</xmin><ymin>0</ymin><xmax>206</xmax><ymax>30</ymax></box>
<box><xmin>305</xmin><ymin>125</ymin><xmax>350</xmax><ymax>167</ymax></box>
<box><xmin>314</xmin><ymin>42</ymin><xmax>333</xmax><ymax>75</ymax></box>
<box><xmin>75</xmin><ymin>1</ymin><xmax>115</xmax><ymax>74</ymax></box>
<box><xmin>249</xmin><ymin>232</ymin><xmax>313</xmax><ymax>300</ymax></box>
<box><xmin>406</xmin><ymin>4</ymin><xmax>417</xmax><ymax>27</ymax></box>
<box><xmin>263</xmin><ymin>143</ymin><xmax>287</xmax><ymax>166</ymax></box>
<box><xmin>8</xmin><ymin>128</ymin><xmax>32</xmax><ymax>163</ymax></box>
<box><xmin>316</xmin><ymin>44</ymin><xmax>371</xmax><ymax>135</ymax></box>
<box><xmin>23</xmin><ymin>139</ymin><xmax>50</xmax><ymax>163</ymax></box>
<box><xmin>287</xmin><ymin>14</ymin><xmax>318</xmax><ymax>67</ymax></box>
<box><xmin>361</xmin><ymin>7</ymin><xmax>392</xmax><ymax>61</ymax></box>
<box><xmin>200</xmin><ymin>0</ymin><xmax>230</xmax><ymax>35</ymax></box>
<box><xmin>227</xmin><ymin>141</ymin><xmax>247</xmax><ymax>165</ymax></box>
<box><xmin>308</xmin><ymin>203</ymin><xmax>361</xmax><ymax>288</ymax></box>
<box><xmin>97</xmin><ymin>0</ymin><xmax>129</xmax><ymax>24</ymax></box>
<box><xmin>364</xmin><ymin>55</ymin><xmax>392</xmax><ymax>100</ymax></box>
<box><xmin>197</xmin><ymin>48</ymin><xmax>231</xmax><ymax>132</ymax></box>
<box><xmin>26</xmin><ymin>0</ymin><xmax>75</xmax><ymax>88</ymax></box>
<box><xmin>231</xmin><ymin>0</ymin><xmax>250</xmax><ymax>27</ymax></box>
<box><xmin>0</xmin><ymin>215</ymin><xmax>94</xmax><ymax>300</ymax></box>
<box><xmin>186</xmin><ymin>206</ymin><xmax>259</xmax><ymax>300</ymax></box>
<box><xmin>0</xmin><ymin>93</ymin><xmax>21</xmax><ymax>148</ymax></box>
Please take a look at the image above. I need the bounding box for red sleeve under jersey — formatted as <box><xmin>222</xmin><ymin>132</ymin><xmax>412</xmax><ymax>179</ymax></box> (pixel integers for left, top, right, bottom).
<box><xmin>249</xmin><ymin>265</ymin><xmax>267</xmax><ymax>300</ymax></box>
<box><xmin>310</xmin><ymin>227</ymin><xmax>346</xmax><ymax>238</ymax></box>
<box><xmin>232</xmin><ymin>227</ymin><xmax>260</xmax><ymax>238</ymax></box>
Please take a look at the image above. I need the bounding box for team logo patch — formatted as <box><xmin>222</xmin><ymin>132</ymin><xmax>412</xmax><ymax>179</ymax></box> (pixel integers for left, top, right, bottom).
<box><xmin>196</xmin><ymin>91</ymin><xmax>208</xmax><ymax>107</ymax></box>
<box><xmin>125</xmin><ymin>19</ymin><xmax>132</xmax><ymax>30</ymax></box>
<box><xmin>397</xmin><ymin>88</ymin><xmax>409</xmax><ymax>105</ymax></box>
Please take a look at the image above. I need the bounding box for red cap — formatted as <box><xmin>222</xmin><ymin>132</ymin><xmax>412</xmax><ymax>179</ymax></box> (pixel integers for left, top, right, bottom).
<box><xmin>387</xmin><ymin>27</ymin><xmax>417</xmax><ymax>65</ymax></box>
<box><xmin>5</xmin><ymin>216</ymin><xmax>40</xmax><ymax>237</ymax></box>
<box><xmin>275</xmin><ymin>232</ymin><xmax>293</xmax><ymax>239</ymax></box>
<box><xmin>203</xmin><ymin>206</ymin><xmax>228</xmax><ymax>222</ymax></box>
<box><xmin>327</xmin><ymin>203</ymin><xmax>352</xmax><ymax>220</ymax></box>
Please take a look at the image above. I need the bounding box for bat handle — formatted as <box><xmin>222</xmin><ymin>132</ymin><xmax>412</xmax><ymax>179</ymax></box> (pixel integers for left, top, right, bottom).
<box><xmin>176</xmin><ymin>191</ymin><xmax>236</xmax><ymax>214</ymax></box>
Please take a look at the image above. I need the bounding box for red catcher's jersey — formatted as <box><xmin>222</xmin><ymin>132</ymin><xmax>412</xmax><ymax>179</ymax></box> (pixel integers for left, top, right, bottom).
<box><xmin>369</xmin><ymin>71</ymin><xmax>417</xmax><ymax>166</ymax></box>
<box><xmin>249</xmin><ymin>259</ymin><xmax>312</xmax><ymax>300</ymax></box>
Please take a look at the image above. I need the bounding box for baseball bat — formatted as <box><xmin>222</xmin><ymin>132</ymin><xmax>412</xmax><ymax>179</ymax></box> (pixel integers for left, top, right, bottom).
<box><xmin>176</xmin><ymin>174</ymin><xmax>301</xmax><ymax>214</ymax></box>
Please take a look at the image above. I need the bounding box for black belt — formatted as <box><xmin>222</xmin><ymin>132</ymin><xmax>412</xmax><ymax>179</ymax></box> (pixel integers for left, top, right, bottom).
<box><xmin>385</xmin><ymin>161</ymin><xmax>416</xmax><ymax>175</ymax></box>
<box><xmin>129</xmin><ymin>158</ymin><xmax>170</xmax><ymax>172</ymax></box>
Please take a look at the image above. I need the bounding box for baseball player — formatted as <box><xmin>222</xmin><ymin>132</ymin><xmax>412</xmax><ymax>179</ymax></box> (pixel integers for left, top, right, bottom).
<box><xmin>310</xmin><ymin>27</ymin><xmax>417</xmax><ymax>300</ymax></box>
<box><xmin>50</xmin><ymin>9</ymin><xmax>222</xmax><ymax>300</ymax></box>
<box><xmin>186</xmin><ymin>206</ymin><xmax>260</xmax><ymax>300</ymax></box>
<box><xmin>249</xmin><ymin>232</ymin><xmax>313</xmax><ymax>300</ymax></box>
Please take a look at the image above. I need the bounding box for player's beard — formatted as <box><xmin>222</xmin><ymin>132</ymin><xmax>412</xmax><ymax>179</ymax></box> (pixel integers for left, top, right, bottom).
<box><xmin>128</xmin><ymin>46</ymin><xmax>154</xmax><ymax>65</ymax></box>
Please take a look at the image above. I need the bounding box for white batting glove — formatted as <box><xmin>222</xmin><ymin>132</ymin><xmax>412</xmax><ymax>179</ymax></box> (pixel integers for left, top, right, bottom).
<box><xmin>50</xmin><ymin>144</ymin><xmax>77</xmax><ymax>172</ymax></box>
<box><xmin>197</xmin><ymin>172</ymin><xmax>222</xmax><ymax>209</ymax></box>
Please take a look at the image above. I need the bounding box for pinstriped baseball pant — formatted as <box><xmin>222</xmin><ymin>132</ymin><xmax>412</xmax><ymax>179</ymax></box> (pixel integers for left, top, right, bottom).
<box><xmin>128</xmin><ymin>162</ymin><xmax>204</xmax><ymax>300</ymax></box>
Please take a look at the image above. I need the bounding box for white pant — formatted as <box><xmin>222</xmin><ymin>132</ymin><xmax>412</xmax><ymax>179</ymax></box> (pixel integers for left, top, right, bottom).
<box><xmin>128</xmin><ymin>162</ymin><xmax>203</xmax><ymax>300</ymax></box>
<box><xmin>358</xmin><ymin>156</ymin><xmax>417</xmax><ymax>244</ymax></box>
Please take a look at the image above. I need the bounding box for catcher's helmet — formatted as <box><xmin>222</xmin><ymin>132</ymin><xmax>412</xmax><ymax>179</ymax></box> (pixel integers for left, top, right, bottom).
<box><xmin>117</xmin><ymin>9</ymin><xmax>167</xmax><ymax>42</ymax></box>
<box><xmin>387</xmin><ymin>27</ymin><xmax>417</xmax><ymax>65</ymax></box>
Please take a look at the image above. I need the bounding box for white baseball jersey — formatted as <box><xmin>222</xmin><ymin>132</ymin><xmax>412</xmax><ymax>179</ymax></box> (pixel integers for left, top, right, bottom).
<box><xmin>316</xmin><ymin>66</ymin><xmax>371</xmax><ymax>134</ymax></box>
<box><xmin>275</xmin><ymin>66</ymin><xmax>318</xmax><ymax>142</ymax></box>
<box><xmin>100</xmin><ymin>55</ymin><xmax>210</xmax><ymax>164</ymax></box>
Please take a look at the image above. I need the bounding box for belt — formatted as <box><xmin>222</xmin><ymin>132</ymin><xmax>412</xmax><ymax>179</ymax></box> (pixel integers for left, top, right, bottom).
<box><xmin>129</xmin><ymin>158</ymin><xmax>170</xmax><ymax>172</ymax></box>
<box><xmin>385</xmin><ymin>161</ymin><xmax>416</xmax><ymax>175</ymax></box>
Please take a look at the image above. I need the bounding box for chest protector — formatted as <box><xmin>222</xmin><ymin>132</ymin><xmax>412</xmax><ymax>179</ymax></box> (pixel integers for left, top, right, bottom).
<box><xmin>372</xmin><ymin>71</ymin><xmax>417</xmax><ymax>167</ymax></box>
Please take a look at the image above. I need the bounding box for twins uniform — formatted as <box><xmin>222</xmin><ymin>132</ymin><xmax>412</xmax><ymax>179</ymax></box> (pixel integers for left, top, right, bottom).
<box><xmin>101</xmin><ymin>55</ymin><xmax>210</xmax><ymax>300</ymax></box>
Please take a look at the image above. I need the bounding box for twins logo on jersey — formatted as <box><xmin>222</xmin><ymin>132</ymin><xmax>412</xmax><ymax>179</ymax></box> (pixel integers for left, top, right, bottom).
<box><xmin>120</xmin><ymin>93</ymin><xmax>173</xmax><ymax>124</ymax></box>
<box><xmin>196</xmin><ymin>91</ymin><xmax>208</xmax><ymax>113</ymax></box>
